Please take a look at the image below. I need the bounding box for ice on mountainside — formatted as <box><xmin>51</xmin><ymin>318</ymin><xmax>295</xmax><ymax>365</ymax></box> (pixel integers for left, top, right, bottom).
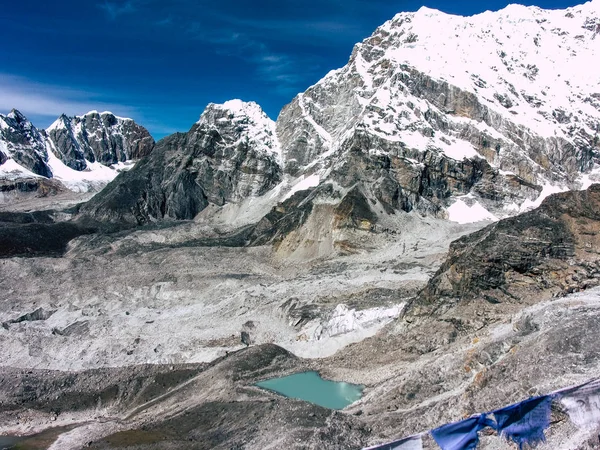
<box><xmin>0</xmin><ymin>109</ymin><xmax>154</xmax><ymax>195</ymax></box>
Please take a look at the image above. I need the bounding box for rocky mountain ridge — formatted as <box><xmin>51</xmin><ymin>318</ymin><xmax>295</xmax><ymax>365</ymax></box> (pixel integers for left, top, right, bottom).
<box><xmin>80</xmin><ymin>101</ymin><xmax>281</xmax><ymax>224</ymax></box>
<box><xmin>0</xmin><ymin>109</ymin><xmax>154</xmax><ymax>201</ymax></box>
<box><xmin>47</xmin><ymin>110</ymin><xmax>154</xmax><ymax>170</ymax></box>
<box><xmin>277</xmin><ymin>0</ymin><xmax>600</xmax><ymax>219</ymax></box>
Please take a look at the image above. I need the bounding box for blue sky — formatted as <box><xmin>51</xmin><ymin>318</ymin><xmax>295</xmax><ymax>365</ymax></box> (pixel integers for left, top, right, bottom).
<box><xmin>0</xmin><ymin>0</ymin><xmax>583</xmax><ymax>139</ymax></box>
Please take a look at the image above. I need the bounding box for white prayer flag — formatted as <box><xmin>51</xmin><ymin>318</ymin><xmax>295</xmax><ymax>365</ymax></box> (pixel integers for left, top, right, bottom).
<box><xmin>558</xmin><ymin>379</ymin><xmax>600</xmax><ymax>429</ymax></box>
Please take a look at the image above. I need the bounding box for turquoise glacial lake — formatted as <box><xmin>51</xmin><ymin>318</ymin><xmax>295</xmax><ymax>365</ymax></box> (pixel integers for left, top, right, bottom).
<box><xmin>256</xmin><ymin>371</ymin><xmax>364</xmax><ymax>410</ymax></box>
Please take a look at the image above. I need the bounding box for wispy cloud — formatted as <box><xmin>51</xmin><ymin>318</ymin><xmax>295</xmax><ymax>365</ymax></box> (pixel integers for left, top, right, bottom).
<box><xmin>98</xmin><ymin>0</ymin><xmax>136</xmax><ymax>20</ymax></box>
<box><xmin>211</xmin><ymin>16</ymin><xmax>366</xmax><ymax>43</ymax></box>
<box><xmin>189</xmin><ymin>29</ymin><xmax>322</xmax><ymax>94</ymax></box>
<box><xmin>0</xmin><ymin>74</ymin><xmax>137</xmax><ymax>119</ymax></box>
<box><xmin>156</xmin><ymin>16</ymin><xmax>173</xmax><ymax>27</ymax></box>
<box><xmin>92</xmin><ymin>0</ymin><xmax>377</xmax><ymax>94</ymax></box>
<box><xmin>0</xmin><ymin>73</ymin><xmax>183</xmax><ymax>137</ymax></box>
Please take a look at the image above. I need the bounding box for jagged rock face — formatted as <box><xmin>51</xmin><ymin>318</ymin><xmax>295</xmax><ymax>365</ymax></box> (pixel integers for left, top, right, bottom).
<box><xmin>47</xmin><ymin>111</ymin><xmax>154</xmax><ymax>169</ymax></box>
<box><xmin>0</xmin><ymin>110</ymin><xmax>154</xmax><ymax>198</ymax></box>
<box><xmin>276</xmin><ymin>1</ymin><xmax>600</xmax><ymax>217</ymax></box>
<box><xmin>407</xmin><ymin>184</ymin><xmax>600</xmax><ymax>337</ymax></box>
<box><xmin>81</xmin><ymin>101</ymin><xmax>282</xmax><ymax>224</ymax></box>
<box><xmin>0</xmin><ymin>110</ymin><xmax>52</xmax><ymax>178</ymax></box>
<box><xmin>328</xmin><ymin>131</ymin><xmax>518</xmax><ymax>217</ymax></box>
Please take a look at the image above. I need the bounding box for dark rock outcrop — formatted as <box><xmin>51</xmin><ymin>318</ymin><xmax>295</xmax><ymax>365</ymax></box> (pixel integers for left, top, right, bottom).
<box><xmin>328</xmin><ymin>131</ymin><xmax>507</xmax><ymax>217</ymax></box>
<box><xmin>0</xmin><ymin>210</ymin><xmax>98</xmax><ymax>258</ymax></box>
<box><xmin>0</xmin><ymin>176</ymin><xmax>67</xmax><ymax>202</ymax></box>
<box><xmin>406</xmin><ymin>184</ymin><xmax>600</xmax><ymax>333</ymax></box>
<box><xmin>248</xmin><ymin>187</ymin><xmax>318</xmax><ymax>246</ymax></box>
<box><xmin>1</xmin><ymin>308</ymin><xmax>55</xmax><ymax>329</ymax></box>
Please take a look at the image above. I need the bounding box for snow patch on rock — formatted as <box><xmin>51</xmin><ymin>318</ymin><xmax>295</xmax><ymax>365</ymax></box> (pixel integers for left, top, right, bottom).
<box><xmin>0</xmin><ymin>158</ymin><xmax>42</xmax><ymax>180</ymax></box>
<box><xmin>45</xmin><ymin>141</ymin><xmax>129</xmax><ymax>193</ymax></box>
<box><xmin>315</xmin><ymin>303</ymin><xmax>405</xmax><ymax>340</ymax></box>
<box><xmin>282</xmin><ymin>173</ymin><xmax>321</xmax><ymax>201</ymax></box>
<box><xmin>448</xmin><ymin>198</ymin><xmax>498</xmax><ymax>224</ymax></box>
<box><xmin>520</xmin><ymin>182</ymin><xmax>569</xmax><ymax>211</ymax></box>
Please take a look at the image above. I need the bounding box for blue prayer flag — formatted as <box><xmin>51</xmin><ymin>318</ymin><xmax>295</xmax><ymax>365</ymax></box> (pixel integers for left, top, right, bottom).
<box><xmin>431</xmin><ymin>414</ymin><xmax>495</xmax><ymax>450</ymax></box>
<box><xmin>492</xmin><ymin>395</ymin><xmax>552</xmax><ymax>450</ymax></box>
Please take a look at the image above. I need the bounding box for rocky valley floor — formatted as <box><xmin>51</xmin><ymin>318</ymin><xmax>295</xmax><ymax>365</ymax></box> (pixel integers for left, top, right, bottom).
<box><xmin>1</xmin><ymin>189</ymin><xmax>600</xmax><ymax>449</ymax></box>
<box><xmin>0</xmin><ymin>204</ymin><xmax>480</xmax><ymax>371</ymax></box>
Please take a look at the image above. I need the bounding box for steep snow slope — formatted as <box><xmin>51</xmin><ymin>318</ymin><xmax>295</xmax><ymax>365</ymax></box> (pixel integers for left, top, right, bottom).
<box><xmin>277</xmin><ymin>1</ymin><xmax>600</xmax><ymax>222</ymax></box>
<box><xmin>375</xmin><ymin>2</ymin><xmax>600</xmax><ymax>139</ymax></box>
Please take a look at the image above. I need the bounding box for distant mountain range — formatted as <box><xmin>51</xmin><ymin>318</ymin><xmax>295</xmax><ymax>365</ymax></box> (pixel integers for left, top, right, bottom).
<box><xmin>0</xmin><ymin>109</ymin><xmax>153</xmax><ymax>198</ymax></box>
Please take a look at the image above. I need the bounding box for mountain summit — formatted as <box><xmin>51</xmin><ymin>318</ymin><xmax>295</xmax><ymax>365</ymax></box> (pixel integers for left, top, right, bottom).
<box><xmin>277</xmin><ymin>0</ymin><xmax>600</xmax><ymax>219</ymax></box>
<box><xmin>81</xmin><ymin>100</ymin><xmax>281</xmax><ymax>224</ymax></box>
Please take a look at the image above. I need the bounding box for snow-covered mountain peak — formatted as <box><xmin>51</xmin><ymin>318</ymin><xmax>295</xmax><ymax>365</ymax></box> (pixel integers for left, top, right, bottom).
<box><xmin>46</xmin><ymin>114</ymin><xmax>71</xmax><ymax>132</ymax></box>
<box><xmin>364</xmin><ymin>1</ymin><xmax>599</xmax><ymax>142</ymax></box>
<box><xmin>7</xmin><ymin>109</ymin><xmax>29</xmax><ymax>123</ymax></box>
<box><xmin>217</xmin><ymin>99</ymin><xmax>266</xmax><ymax>118</ymax></box>
<box><xmin>199</xmin><ymin>100</ymin><xmax>282</xmax><ymax>160</ymax></box>
<box><xmin>48</xmin><ymin>111</ymin><xmax>136</xmax><ymax>134</ymax></box>
<box><xmin>0</xmin><ymin>110</ymin><xmax>53</xmax><ymax>178</ymax></box>
<box><xmin>82</xmin><ymin>110</ymin><xmax>129</xmax><ymax>122</ymax></box>
<box><xmin>297</xmin><ymin>0</ymin><xmax>599</xmax><ymax>156</ymax></box>
<box><xmin>275</xmin><ymin>1</ymin><xmax>600</xmax><ymax>221</ymax></box>
<box><xmin>200</xmin><ymin>99</ymin><xmax>274</xmax><ymax>126</ymax></box>
<box><xmin>3</xmin><ymin>109</ymin><xmax>38</xmax><ymax>135</ymax></box>
<box><xmin>415</xmin><ymin>6</ymin><xmax>443</xmax><ymax>16</ymax></box>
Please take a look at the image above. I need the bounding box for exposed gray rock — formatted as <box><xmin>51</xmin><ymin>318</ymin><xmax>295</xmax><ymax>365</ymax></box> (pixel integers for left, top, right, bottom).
<box><xmin>81</xmin><ymin>102</ymin><xmax>281</xmax><ymax>225</ymax></box>
<box><xmin>0</xmin><ymin>110</ymin><xmax>52</xmax><ymax>178</ymax></box>
<box><xmin>408</xmin><ymin>183</ymin><xmax>600</xmax><ymax>337</ymax></box>
<box><xmin>46</xmin><ymin>112</ymin><xmax>154</xmax><ymax>170</ymax></box>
